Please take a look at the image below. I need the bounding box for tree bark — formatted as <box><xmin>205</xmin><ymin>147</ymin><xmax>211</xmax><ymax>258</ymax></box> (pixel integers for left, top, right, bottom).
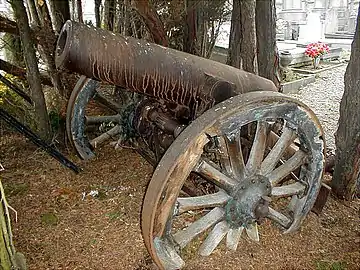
<box><xmin>37</xmin><ymin>0</ymin><xmax>65</xmax><ymax>96</ymax></box>
<box><xmin>10</xmin><ymin>0</ymin><xmax>51</xmax><ymax>140</ymax></box>
<box><xmin>117</xmin><ymin>0</ymin><xmax>132</xmax><ymax>35</ymax></box>
<box><xmin>227</xmin><ymin>0</ymin><xmax>257</xmax><ymax>74</ymax></box>
<box><xmin>227</xmin><ymin>0</ymin><xmax>241</xmax><ymax>67</ymax></box>
<box><xmin>77</xmin><ymin>0</ymin><xmax>83</xmax><ymax>23</ymax></box>
<box><xmin>255</xmin><ymin>0</ymin><xmax>280</xmax><ymax>88</ymax></box>
<box><xmin>94</xmin><ymin>0</ymin><xmax>101</xmax><ymax>27</ymax></box>
<box><xmin>183</xmin><ymin>0</ymin><xmax>206</xmax><ymax>56</ymax></box>
<box><xmin>133</xmin><ymin>0</ymin><xmax>168</xmax><ymax>47</ymax></box>
<box><xmin>0</xmin><ymin>178</ymin><xmax>27</xmax><ymax>270</ymax></box>
<box><xmin>332</xmin><ymin>5</ymin><xmax>360</xmax><ymax>200</ymax></box>
<box><xmin>104</xmin><ymin>0</ymin><xmax>116</xmax><ymax>30</ymax></box>
<box><xmin>27</xmin><ymin>0</ymin><xmax>41</xmax><ymax>26</ymax></box>
<box><xmin>48</xmin><ymin>0</ymin><xmax>70</xmax><ymax>33</ymax></box>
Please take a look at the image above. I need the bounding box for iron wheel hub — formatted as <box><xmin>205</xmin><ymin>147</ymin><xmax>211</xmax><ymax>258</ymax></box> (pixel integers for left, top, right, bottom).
<box><xmin>225</xmin><ymin>175</ymin><xmax>271</xmax><ymax>228</ymax></box>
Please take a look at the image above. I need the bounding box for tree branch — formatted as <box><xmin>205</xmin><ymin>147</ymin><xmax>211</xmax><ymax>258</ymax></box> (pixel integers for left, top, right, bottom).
<box><xmin>0</xmin><ymin>15</ymin><xmax>19</xmax><ymax>35</ymax></box>
<box><xmin>132</xmin><ymin>0</ymin><xmax>168</xmax><ymax>47</ymax></box>
<box><xmin>0</xmin><ymin>59</ymin><xmax>53</xmax><ymax>86</ymax></box>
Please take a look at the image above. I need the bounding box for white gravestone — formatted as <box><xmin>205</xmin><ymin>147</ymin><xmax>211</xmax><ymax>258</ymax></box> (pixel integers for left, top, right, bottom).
<box><xmin>298</xmin><ymin>12</ymin><xmax>324</xmax><ymax>42</ymax></box>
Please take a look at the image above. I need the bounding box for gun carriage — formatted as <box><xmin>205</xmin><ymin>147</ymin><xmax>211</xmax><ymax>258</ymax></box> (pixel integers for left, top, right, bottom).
<box><xmin>56</xmin><ymin>21</ymin><xmax>325</xmax><ymax>269</ymax></box>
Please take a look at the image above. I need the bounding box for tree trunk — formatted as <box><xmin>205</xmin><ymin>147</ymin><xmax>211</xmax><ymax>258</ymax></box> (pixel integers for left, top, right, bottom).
<box><xmin>104</xmin><ymin>0</ymin><xmax>116</xmax><ymax>30</ymax></box>
<box><xmin>77</xmin><ymin>0</ymin><xmax>83</xmax><ymax>23</ymax></box>
<box><xmin>0</xmin><ymin>177</ymin><xmax>27</xmax><ymax>270</ymax></box>
<box><xmin>27</xmin><ymin>0</ymin><xmax>41</xmax><ymax>26</ymax></box>
<box><xmin>71</xmin><ymin>0</ymin><xmax>76</xmax><ymax>20</ymax></box>
<box><xmin>0</xmin><ymin>186</ymin><xmax>12</xmax><ymax>270</ymax></box>
<box><xmin>183</xmin><ymin>0</ymin><xmax>206</xmax><ymax>56</ymax></box>
<box><xmin>227</xmin><ymin>0</ymin><xmax>257</xmax><ymax>74</ymax></box>
<box><xmin>48</xmin><ymin>0</ymin><xmax>70</xmax><ymax>33</ymax></box>
<box><xmin>37</xmin><ymin>1</ymin><xmax>65</xmax><ymax>97</ymax></box>
<box><xmin>133</xmin><ymin>0</ymin><xmax>168</xmax><ymax>47</ymax></box>
<box><xmin>227</xmin><ymin>0</ymin><xmax>241</xmax><ymax>68</ymax></box>
<box><xmin>117</xmin><ymin>0</ymin><xmax>132</xmax><ymax>35</ymax></box>
<box><xmin>10</xmin><ymin>0</ymin><xmax>51</xmax><ymax>140</ymax></box>
<box><xmin>94</xmin><ymin>0</ymin><xmax>101</xmax><ymax>27</ymax></box>
<box><xmin>255</xmin><ymin>0</ymin><xmax>280</xmax><ymax>88</ymax></box>
<box><xmin>332</xmin><ymin>5</ymin><xmax>360</xmax><ymax>200</ymax></box>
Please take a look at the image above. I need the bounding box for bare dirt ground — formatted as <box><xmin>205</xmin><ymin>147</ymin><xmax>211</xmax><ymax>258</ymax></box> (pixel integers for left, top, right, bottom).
<box><xmin>0</xmin><ymin>134</ymin><xmax>359</xmax><ymax>270</ymax></box>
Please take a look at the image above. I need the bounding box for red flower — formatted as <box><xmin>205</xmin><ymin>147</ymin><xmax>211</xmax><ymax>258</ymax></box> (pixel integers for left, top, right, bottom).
<box><xmin>305</xmin><ymin>42</ymin><xmax>330</xmax><ymax>58</ymax></box>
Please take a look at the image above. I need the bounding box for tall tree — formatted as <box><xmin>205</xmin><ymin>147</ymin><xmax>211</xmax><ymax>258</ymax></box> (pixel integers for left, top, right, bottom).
<box><xmin>183</xmin><ymin>0</ymin><xmax>205</xmax><ymax>56</ymax></box>
<box><xmin>255</xmin><ymin>0</ymin><xmax>280</xmax><ymax>88</ymax></box>
<box><xmin>77</xmin><ymin>0</ymin><xmax>83</xmax><ymax>23</ymax></box>
<box><xmin>37</xmin><ymin>0</ymin><xmax>65</xmax><ymax>97</ymax></box>
<box><xmin>48</xmin><ymin>0</ymin><xmax>70</xmax><ymax>33</ymax></box>
<box><xmin>94</xmin><ymin>0</ymin><xmax>101</xmax><ymax>27</ymax></box>
<box><xmin>104</xmin><ymin>0</ymin><xmax>116</xmax><ymax>30</ymax></box>
<box><xmin>27</xmin><ymin>0</ymin><xmax>41</xmax><ymax>26</ymax></box>
<box><xmin>227</xmin><ymin>0</ymin><xmax>257</xmax><ymax>74</ymax></box>
<box><xmin>332</xmin><ymin>5</ymin><xmax>360</xmax><ymax>200</ymax></box>
<box><xmin>117</xmin><ymin>0</ymin><xmax>132</xmax><ymax>35</ymax></box>
<box><xmin>10</xmin><ymin>0</ymin><xmax>51</xmax><ymax>140</ymax></box>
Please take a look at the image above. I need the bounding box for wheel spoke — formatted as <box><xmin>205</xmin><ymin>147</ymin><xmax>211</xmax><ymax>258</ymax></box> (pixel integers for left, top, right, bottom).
<box><xmin>177</xmin><ymin>191</ymin><xmax>231</xmax><ymax>215</ymax></box>
<box><xmin>194</xmin><ymin>159</ymin><xmax>238</xmax><ymax>192</ymax></box>
<box><xmin>226</xmin><ymin>226</ymin><xmax>244</xmax><ymax>251</ymax></box>
<box><xmin>268</xmin><ymin>150</ymin><xmax>307</xmax><ymax>186</ymax></box>
<box><xmin>90</xmin><ymin>125</ymin><xmax>121</xmax><ymax>148</ymax></box>
<box><xmin>173</xmin><ymin>207</ymin><xmax>225</xmax><ymax>248</ymax></box>
<box><xmin>218</xmin><ymin>132</ymin><xmax>246</xmax><ymax>179</ymax></box>
<box><xmin>271</xmin><ymin>182</ymin><xmax>306</xmax><ymax>197</ymax></box>
<box><xmin>261</xmin><ymin>126</ymin><xmax>297</xmax><ymax>175</ymax></box>
<box><xmin>246</xmin><ymin>121</ymin><xmax>268</xmax><ymax>174</ymax></box>
<box><xmin>85</xmin><ymin>115</ymin><xmax>120</xmax><ymax>125</ymax></box>
<box><xmin>245</xmin><ymin>223</ymin><xmax>259</xmax><ymax>242</ymax></box>
<box><xmin>267</xmin><ymin>207</ymin><xmax>292</xmax><ymax>228</ymax></box>
<box><xmin>198</xmin><ymin>221</ymin><xmax>229</xmax><ymax>256</ymax></box>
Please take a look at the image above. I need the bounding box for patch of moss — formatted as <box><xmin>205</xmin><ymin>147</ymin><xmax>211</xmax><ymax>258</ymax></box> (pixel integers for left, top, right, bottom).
<box><xmin>281</xmin><ymin>70</ymin><xmax>303</xmax><ymax>83</ymax></box>
<box><xmin>315</xmin><ymin>260</ymin><xmax>347</xmax><ymax>270</ymax></box>
<box><xmin>4</xmin><ymin>182</ymin><xmax>29</xmax><ymax>197</ymax></box>
<box><xmin>40</xmin><ymin>212</ymin><xmax>58</xmax><ymax>226</ymax></box>
<box><xmin>105</xmin><ymin>210</ymin><xmax>123</xmax><ymax>221</ymax></box>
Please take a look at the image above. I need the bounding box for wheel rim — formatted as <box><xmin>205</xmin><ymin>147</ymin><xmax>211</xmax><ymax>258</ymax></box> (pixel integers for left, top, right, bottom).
<box><xmin>66</xmin><ymin>76</ymin><xmax>125</xmax><ymax>159</ymax></box>
<box><xmin>141</xmin><ymin>91</ymin><xmax>325</xmax><ymax>269</ymax></box>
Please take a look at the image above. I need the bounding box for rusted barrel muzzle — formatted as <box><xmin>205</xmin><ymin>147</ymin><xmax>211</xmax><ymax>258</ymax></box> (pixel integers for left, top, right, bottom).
<box><xmin>55</xmin><ymin>20</ymin><xmax>276</xmax><ymax>114</ymax></box>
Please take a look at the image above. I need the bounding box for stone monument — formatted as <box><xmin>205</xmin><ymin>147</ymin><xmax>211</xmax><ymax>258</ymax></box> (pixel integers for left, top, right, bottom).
<box><xmin>298</xmin><ymin>12</ymin><xmax>324</xmax><ymax>42</ymax></box>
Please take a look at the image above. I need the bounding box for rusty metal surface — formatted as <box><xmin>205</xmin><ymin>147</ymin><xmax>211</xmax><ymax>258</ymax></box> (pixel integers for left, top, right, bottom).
<box><xmin>55</xmin><ymin>20</ymin><xmax>277</xmax><ymax>117</ymax></box>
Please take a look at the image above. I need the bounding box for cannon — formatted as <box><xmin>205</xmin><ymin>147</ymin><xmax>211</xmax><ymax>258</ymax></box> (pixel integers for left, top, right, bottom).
<box><xmin>55</xmin><ymin>21</ymin><xmax>325</xmax><ymax>269</ymax></box>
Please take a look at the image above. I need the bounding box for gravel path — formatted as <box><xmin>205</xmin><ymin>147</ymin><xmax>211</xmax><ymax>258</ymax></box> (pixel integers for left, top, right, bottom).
<box><xmin>289</xmin><ymin>64</ymin><xmax>347</xmax><ymax>151</ymax></box>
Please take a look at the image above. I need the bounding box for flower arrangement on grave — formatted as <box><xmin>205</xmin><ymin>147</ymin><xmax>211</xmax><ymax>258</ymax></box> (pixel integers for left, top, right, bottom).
<box><xmin>305</xmin><ymin>42</ymin><xmax>330</xmax><ymax>69</ymax></box>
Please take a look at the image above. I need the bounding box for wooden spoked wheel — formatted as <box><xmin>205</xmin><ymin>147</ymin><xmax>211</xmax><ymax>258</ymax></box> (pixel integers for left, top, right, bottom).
<box><xmin>141</xmin><ymin>91</ymin><xmax>325</xmax><ymax>269</ymax></box>
<box><xmin>66</xmin><ymin>76</ymin><xmax>127</xmax><ymax>160</ymax></box>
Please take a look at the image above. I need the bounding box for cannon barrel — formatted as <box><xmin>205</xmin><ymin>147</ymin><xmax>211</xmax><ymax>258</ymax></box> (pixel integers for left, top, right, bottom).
<box><xmin>55</xmin><ymin>21</ymin><xmax>277</xmax><ymax>114</ymax></box>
